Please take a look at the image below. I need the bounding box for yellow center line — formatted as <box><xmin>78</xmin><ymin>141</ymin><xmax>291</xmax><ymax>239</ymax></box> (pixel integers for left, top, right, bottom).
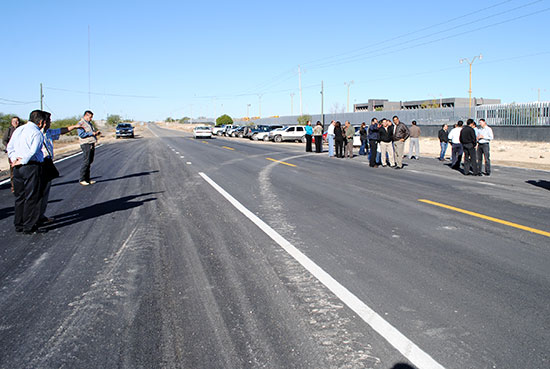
<box><xmin>418</xmin><ymin>199</ymin><xmax>550</xmax><ymax>238</ymax></box>
<box><xmin>202</xmin><ymin>140</ymin><xmax>209</xmax><ymax>144</ymax></box>
<box><xmin>266</xmin><ymin>158</ymin><xmax>297</xmax><ymax>167</ymax></box>
<box><xmin>222</xmin><ymin>146</ymin><xmax>235</xmax><ymax>151</ymax></box>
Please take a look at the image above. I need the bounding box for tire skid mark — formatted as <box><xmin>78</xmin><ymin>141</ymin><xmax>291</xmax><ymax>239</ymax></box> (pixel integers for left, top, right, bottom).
<box><xmin>258</xmin><ymin>154</ymin><xmax>382</xmax><ymax>368</ymax></box>
<box><xmin>28</xmin><ymin>221</ymin><xmax>155</xmax><ymax>368</ymax></box>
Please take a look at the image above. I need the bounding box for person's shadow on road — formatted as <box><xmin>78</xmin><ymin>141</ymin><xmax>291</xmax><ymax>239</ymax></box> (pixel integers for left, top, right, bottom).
<box><xmin>526</xmin><ymin>180</ymin><xmax>550</xmax><ymax>190</ymax></box>
<box><xmin>51</xmin><ymin>170</ymin><xmax>159</xmax><ymax>187</ymax></box>
<box><xmin>44</xmin><ymin>192</ymin><xmax>162</xmax><ymax>231</ymax></box>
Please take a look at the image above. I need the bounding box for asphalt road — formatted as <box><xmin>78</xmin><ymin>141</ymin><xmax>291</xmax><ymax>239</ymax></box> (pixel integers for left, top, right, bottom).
<box><xmin>1</xmin><ymin>124</ymin><xmax>549</xmax><ymax>369</ymax></box>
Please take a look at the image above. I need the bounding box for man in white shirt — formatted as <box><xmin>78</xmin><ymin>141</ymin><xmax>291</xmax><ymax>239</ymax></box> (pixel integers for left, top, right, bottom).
<box><xmin>7</xmin><ymin>110</ymin><xmax>47</xmax><ymax>234</ymax></box>
<box><xmin>447</xmin><ymin>121</ymin><xmax>464</xmax><ymax>170</ymax></box>
<box><xmin>476</xmin><ymin>119</ymin><xmax>494</xmax><ymax>175</ymax></box>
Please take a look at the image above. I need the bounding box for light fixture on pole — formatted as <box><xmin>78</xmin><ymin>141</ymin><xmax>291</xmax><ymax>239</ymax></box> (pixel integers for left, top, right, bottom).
<box><xmin>344</xmin><ymin>80</ymin><xmax>354</xmax><ymax>112</ymax></box>
<box><xmin>459</xmin><ymin>54</ymin><xmax>482</xmax><ymax>117</ymax></box>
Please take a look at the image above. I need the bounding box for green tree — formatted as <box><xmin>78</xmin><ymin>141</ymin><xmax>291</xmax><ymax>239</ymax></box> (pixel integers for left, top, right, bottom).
<box><xmin>165</xmin><ymin>117</ymin><xmax>175</xmax><ymax>123</ymax></box>
<box><xmin>216</xmin><ymin>114</ymin><xmax>233</xmax><ymax>126</ymax></box>
<box><xmin>179</xmin><ymin>116</ymin><xmax>190</xmax><ymax>124</ymax></box>
<box><xmin>107</xmin><ymin>114</ymin><xmax>122</xmax><ymax>126</ymax></box>
<box><xmin>297</xmin><ymin>114</ymin><xmax>312</xmax><ymax>125</ymax></box>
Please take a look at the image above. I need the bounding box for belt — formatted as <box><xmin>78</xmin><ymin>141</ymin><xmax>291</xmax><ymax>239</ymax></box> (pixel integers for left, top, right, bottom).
<box><xmin>14</xmin><ymin>160</ymin><xmax>41</xmax><ymax>168</ymax></box>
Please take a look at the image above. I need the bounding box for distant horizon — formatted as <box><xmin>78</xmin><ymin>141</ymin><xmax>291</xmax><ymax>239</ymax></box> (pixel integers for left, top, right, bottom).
<box><xmin>2</xmin><ymin>0</ymin><xmax>549</xmax><ymax>121</ymax></box>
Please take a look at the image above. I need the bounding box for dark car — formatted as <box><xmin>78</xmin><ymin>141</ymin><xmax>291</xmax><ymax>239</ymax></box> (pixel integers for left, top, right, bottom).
<box><xmin>115</xmin><ymin>123</ymin><xmax>134</xmax><ymax>138</ymax></box>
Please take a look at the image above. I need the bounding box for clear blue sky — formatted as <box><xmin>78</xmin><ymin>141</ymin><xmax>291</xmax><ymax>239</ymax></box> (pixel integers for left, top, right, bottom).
<box><xmin>1</xmin><ymin>0</ymin><xmax>549</xmax><ymax>121</ymax></box>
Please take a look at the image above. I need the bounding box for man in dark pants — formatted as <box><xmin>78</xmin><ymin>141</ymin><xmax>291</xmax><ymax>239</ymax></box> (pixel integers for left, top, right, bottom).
<box><xmin>7</xmin><ymin>110</ymin><xmax>47</xmax><ymax>234</ymax></box>
<box><xmin>448</xmin><ymin>121</ymin><xmax>463</xmax><ymax>170</ymax></box>
<box><xmin>460</xmin><ymin>119</ymin><xmax>480</xmax><ymax>176</ymax></box>
<box><xmin>76</xmin><ymin>110</ymin><xmax>100</xmax><ymax>185</ymax></box>
<box><xmin>476</xmin><ymin>119</ymin><xmax>494</xmax><ymax>175</ymax></box>
<box><xmin>367</xmin><ymin>118</ymin><xmax>380</xmax><ymax>167</ymax></box>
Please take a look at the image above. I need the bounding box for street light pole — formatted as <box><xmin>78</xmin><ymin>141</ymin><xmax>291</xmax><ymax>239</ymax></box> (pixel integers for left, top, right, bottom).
<box><xmin>320</xmin><ymin>81</ymin><xmax>324</xmax><ymax>129</ymax></box>
<box><xmin>460</xmin><ymin>54</ymin><xmax>482</xmax><ymax>117</ymax></box>
<box><xmin>298</xmin><ymin>65</ymin><xmax>303</xmax><ymax>116</ymax></box>
<box><xmin>290</xmin><ymin>92</ymin><xmax>295</xmax><ymax>115</ymax></box>
<box><xmin>258</xmin><ymin>94</ymin><xmax>263</xmax><ymax>119</ymax></box>
<box><xmin>247</xmin><ymin>103</ymin><xmax>251</xmax><ymax>119</ymax></box>
<box><xmin>344</xmin><ymin>80</ymin><xmax>354</xmax><ymax>112</ymax></box>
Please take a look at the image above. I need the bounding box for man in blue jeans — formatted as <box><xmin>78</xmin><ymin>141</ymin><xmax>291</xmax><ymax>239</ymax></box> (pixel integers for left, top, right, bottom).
<box><xmin>438</xmin><ymin>124</ymin><xmax>449</xmax><ymax>161</ymax></box>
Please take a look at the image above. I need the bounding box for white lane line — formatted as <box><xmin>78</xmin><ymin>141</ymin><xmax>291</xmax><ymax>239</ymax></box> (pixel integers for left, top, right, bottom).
<box><xmin>186</xmin><ymin>162</ymin><xmax>192</xmax><ymax>165</ymax></box>
<box><xmin>175</xmin><ymin>152</ymin><xmax>180</xmax><ymax>154</ymax></box>
<box><xmin>180</xmin><ymin>156</ymin><xmax>185</xmax><ymax>159</ymax></box>
<box><xmin>199</xmin><ymin>172</ymin><xmax>445</xmax><ymax>369</ymax></box>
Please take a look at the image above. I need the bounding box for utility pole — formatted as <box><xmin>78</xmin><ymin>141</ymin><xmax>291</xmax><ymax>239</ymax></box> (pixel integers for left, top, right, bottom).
<box><xmin>258</xmin><ymin>94</ymin><xmax>263</xmax><ymax>118</ymax></box>
<box><xmin>298</xmin><ymin>65</ymin><xmax>303</xmax><ymax>116</ymax></box>
<box><xmin>460</xmin><ymin>54</ymin><xmax>482</xmax><ymax>117</ymax></box>
<box><xmin>88</xmin><ymin>25</ymin><xmax>91</xmax><ymax>109</ymax></box>
<box><xmin>344</xmin><ymin>80</ymin><xmax>354</xmax><ymax>112</ymax></box>
<box><xmin>247</xmin><ymin>103</ymin><xmax>251</xmax><ymax>119</ymax></box>
<box><xmin>320</xmin><ymin>81</ymin><xmax>324</xmax><ymax>129</ymax></box>
<box><xmin>40</xmin><ymin>83</ymin><xmax>44</xmax><ymax>110</ymax></box>
<box><xmin>290</xmin><ymin>92</ymin><xmax>295</xmax><ymax>115</ymax></box>
<box><xmin>532</xmin><ymin>88</ymin><xmax>547</xmax><ymax>102</ymax></box>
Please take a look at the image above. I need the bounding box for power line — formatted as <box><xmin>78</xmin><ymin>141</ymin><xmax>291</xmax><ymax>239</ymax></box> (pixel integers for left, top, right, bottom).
<box><xmin>308</xmin><ymin>1</ymin><xmax>545</xmax><ymax>70</ymax></box>
<box><xmin>302</xmin><ymin>0</ymin><xmax>516</xmax><ymax>68</ymax></box>
<box><xmin>0</xmin><ymin>97</ymin><xmax>39</xmax><ymax>105</ymax></box>
<box><xmin>44</xmin><ymin>86</ymin><xmax>158</xmax><ymax>99</ymax></box>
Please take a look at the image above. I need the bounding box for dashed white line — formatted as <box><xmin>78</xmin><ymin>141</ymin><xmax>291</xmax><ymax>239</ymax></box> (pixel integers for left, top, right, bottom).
<box><xmin>199</xmin><ymin>172</ymin><xmax>445</xmax><ymax>369</ymax></box>
<box><xmin>180</xmin><ymin>156</ymin><xmax>185</xmax><ymax>159</ymax></box>
<box><xmin>186</xmin><ymin>162</ymin><xmax>192</xmax><ymax>165</ymax></box>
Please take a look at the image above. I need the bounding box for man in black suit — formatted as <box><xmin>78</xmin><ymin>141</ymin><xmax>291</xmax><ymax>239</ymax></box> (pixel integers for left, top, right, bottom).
<box><xmin>460</xmin><ymin>119</ymin><xmax>480</xmax><ymax>176</ymax></box>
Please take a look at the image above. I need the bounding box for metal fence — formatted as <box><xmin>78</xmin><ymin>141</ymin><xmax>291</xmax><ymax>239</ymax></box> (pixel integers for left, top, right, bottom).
<box><xmin>475</xmin><ymin>101</ymin><xmax>550</xmax><ymax>126</ymax></box>
<box><xmin>246</xmin><ymin>102</ymin><xmax>550</xmax><ymax>127</ymax></box>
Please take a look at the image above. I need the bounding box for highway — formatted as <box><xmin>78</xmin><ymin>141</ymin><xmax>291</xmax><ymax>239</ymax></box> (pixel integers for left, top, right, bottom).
<box><xmin>1</xmin><ymin>123</ymin><xmax>549</xmax><ymax>369</ymax></box>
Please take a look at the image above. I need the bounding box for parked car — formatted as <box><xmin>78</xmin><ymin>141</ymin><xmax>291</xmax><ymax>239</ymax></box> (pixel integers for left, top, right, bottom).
<box><xmin>226</xmin><ymin>126</ymin><xmax>241</xmax><ymax>137</ymax></box>
<box><xmin>212</xmin><ymin>125</ymin><xmax>225</xmax><ymax>135</ymax></box>
<box><xmin>270</xmin><ymin>125</ymin><xmax>307</xmax><ymax>143</ymax></box>
<box><xmin>252</xmin><ymin>125</ymin><xmax>283</xmax><ymax>141</ymax></box>
<box><xmin>267</xmin><ymin>127</ymin><xmax>287</xmax><ymax>141</ymax></box>
<box><xmin>193</xmin><ymin>126</ymin><xmax>212</xmax><ymax>139</ymax></box>
<box><xmin>231</xmin><ymin>126</ymin><xmax>248</xmax><ymax>138</ymax></box>
<box><xmin>219</xmin><ymin>124</ymin><xmax>235</xmax><ymax>136</ymax></box>
<box><xmin>115</xmin><ymin>123</ymin><xmax>134</xmax><ymax>138</ymax></box>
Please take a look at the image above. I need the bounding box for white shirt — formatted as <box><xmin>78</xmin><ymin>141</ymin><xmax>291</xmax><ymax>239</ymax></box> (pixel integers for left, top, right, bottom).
<box><xmin>477</xmin><ymin>125</ymin><xmax>494</xmax><ymax>144</ymax></box>
<box><xmin>7</xmin><ymin>122</ymin><xmax>44</xmax><ymax>164</ymax></box>
<box><xmin>448</xmin><ymin>127</ymin><xmax>463</xmax><ymax>144</ymax></box>
<box><xmin>327</xmin><ymin>123</ymin><xmax>335</xmax><ymax>135</ymax></box>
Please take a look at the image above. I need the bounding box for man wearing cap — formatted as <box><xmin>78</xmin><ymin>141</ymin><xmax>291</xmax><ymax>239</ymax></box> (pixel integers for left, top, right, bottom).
<box><xmin>7</xmin><ymin>110</ymin><xmax>47</xmax><ymax>234</ymax></box>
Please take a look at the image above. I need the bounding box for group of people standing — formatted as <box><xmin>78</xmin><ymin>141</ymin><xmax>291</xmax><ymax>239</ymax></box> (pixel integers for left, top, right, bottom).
<box><xmin>438</xmin><ymin>118</ymin><xmax>493</xmax><ymax>176</ymax></box>
<box><xmin>4</xmin><ymin>110</ymin><xmax>100</xmax><ymax>234</ymax></box>
<box><xmin>302</xmin><ymin>115</ymin><xmax>493</xmax><ymax>176</ymax></box>
<box><xmin>308</xmin><ymin>115</ymin><xmax>412</xmax><ymax>169</ymax></box>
